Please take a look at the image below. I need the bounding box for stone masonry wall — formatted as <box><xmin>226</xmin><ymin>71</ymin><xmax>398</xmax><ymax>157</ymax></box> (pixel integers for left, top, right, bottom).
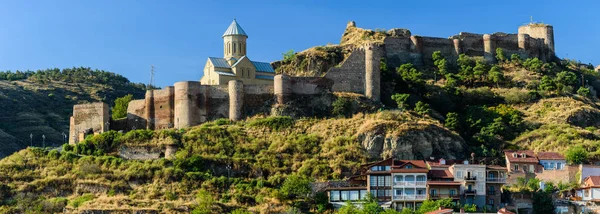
<box><xmin>69</xmin><ymin>102</ymin><xmax>109</xmax><ymax>144</ymax></box>
<box><xmin>127</xmin><ymin>99</ymin><xmax>146</xmax><ymax>130</ymax></box>
<box><xmin>325</xmin><ymin>49</ymin><xmax>365</xmax><ymax>94</ymax></box>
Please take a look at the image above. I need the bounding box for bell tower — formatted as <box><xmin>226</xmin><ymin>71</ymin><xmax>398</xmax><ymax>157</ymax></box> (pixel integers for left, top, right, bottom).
<box><xmin>223</xmin><ymin>19</ymin><xmax>248</xmax><ymax>59</ymax></box>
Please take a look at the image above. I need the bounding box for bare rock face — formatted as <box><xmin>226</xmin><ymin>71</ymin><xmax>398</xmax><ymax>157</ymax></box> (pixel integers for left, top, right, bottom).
<box><xmin>567</xmin><ymin>107</ymin><xmax>600</xmax><ymax>128</ymax></box>
<box><xmin>387</xmin><ymin>28</ymin><xmax>411</xmax><ymax>38</ymax></box>
<box><xmin>358</xmin><ymin>123</ymin><xmax>467</xmax><ymax>160</ymax></box>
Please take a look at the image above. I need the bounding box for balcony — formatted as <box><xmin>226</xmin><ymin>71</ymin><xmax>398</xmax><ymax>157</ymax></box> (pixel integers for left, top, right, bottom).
<box><xmin>393</xmin><ymin>181</ymin><xmax>427</xmax><ymax>187</ymax></box>
<box><xmin>429</xmin><ymin>194</ymin><xmax>460</xmax><ymax>200</ymax></box>
<box><xmin>393</xmin><ymin>194</ymin><xmax>427</xmax><ymax>201</ymax></box>
<box><xmin>463</xmin><ymin>189</ymin><xmax>477</xmax><ymax>195</ymax></box>
<box><xmin>488</xmin><ymin>191</ymin><xmax>496</xmax><ymax>195</ymax></box>
<box><xmin>486</xmin><ymin>177</ymin><xmax>506</xmax><ymax>183</ymax></box>
<box><xmin>464</xmin><ymin>176</ymin><xmax>477</xmax><ymax>182</ymax></box>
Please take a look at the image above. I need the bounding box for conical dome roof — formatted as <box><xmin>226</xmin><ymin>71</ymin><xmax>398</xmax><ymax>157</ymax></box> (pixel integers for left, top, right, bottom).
<box><xmin>222</xmin><ymin>19</ymin><xmax>248</xmax><ymax>38</ymax></box>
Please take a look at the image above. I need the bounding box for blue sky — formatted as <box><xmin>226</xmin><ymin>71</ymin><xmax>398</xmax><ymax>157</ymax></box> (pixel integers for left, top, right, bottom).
<box><xmin>0</xmin><ymin>0</ymin><xmax>597</xmax><ymax>87</ymax></box>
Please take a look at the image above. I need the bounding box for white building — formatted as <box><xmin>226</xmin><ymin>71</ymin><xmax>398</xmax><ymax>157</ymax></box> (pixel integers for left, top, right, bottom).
<box><xmin>577</xmin><ymin>176</ymin><xmax>600</xmax><ymax>203</ymax></box>
<box><xmin>449</xmin><ymin>161</ymin><xmax>487</xmax><ymax>207</ymax></box>
<box><xmin>391</xmin><ymin>160</ymin><xmax>429</xmax><ymax>211</ymax></box>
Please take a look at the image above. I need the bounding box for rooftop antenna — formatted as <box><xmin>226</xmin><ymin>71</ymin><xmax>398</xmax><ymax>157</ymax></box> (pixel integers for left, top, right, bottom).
<box><xmin>149</xmin><ymin>65</ymin><xmax>155</xmax><ymax>88</ymax></box>
<box><xmin>530</xmin><ymin>16</ymin><xmax>533</xmax><ymax>24</ymax></box>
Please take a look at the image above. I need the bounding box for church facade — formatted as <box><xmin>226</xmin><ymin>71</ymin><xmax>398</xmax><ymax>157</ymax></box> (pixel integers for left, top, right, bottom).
<box><xmin>200</xmin><ymin>19</ymin><xmax>275</xmax><ymax>85</ymax></box>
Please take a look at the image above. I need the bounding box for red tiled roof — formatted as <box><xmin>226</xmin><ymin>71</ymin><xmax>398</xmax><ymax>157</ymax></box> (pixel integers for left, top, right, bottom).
<box><xmin>585</xmin><ymin>176</ymin><xmax>600</xmax><ymax>186</ymax></box>
<box><xmin>428</xmin><ymin>170</ymin><xmax>454</xmax><ymax>179</ymax></box>
<box><xmin>393</xmin><ymin>160</ymin><xmax>428</xmax><ymax>168</ymax></box>
<box><xmin>504</xmin><ymin>150</ymin><xmax>538</xmax><ymax>163</ymax></box>
<box><xmin>486</xmin><ymin>165</ymin><xmax>507</xmax><ymax>170</ymax></box>
<box><xmin>498</xmin><ymin>208</ymin><xmax>516</xmax><ymax>214</ymax></box>
<box><xmin>426</xmin><ymin>158</ymin><xmax>463</xmax><ymax>167</ymax></box>
<box><xmin>536</xmin><ymin>152</ymin><xmax>565</xmax><ymax>160</ymax></box>
<box><xmin>425</xmin><ymin>208</ymin><xmax>453</xmax><ymax>214</ymax></box>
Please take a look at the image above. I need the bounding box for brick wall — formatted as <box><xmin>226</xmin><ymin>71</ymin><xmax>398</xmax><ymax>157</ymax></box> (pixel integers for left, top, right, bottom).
<box><xmin>69</xmin><ymin>102</ymin><xmax>109</xmax><ymax>144</ymax></box>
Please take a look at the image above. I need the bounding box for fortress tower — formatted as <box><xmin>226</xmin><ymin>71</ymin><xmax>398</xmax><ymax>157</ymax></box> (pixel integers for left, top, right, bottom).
<box><xmin>223</xmin><ymin>19</ymin><xmax>248</xmax><ymax>59</ymax></box>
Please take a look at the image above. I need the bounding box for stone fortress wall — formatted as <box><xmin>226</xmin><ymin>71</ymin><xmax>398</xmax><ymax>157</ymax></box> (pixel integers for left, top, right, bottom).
<box><xmin>68</xmin><ymin>22</ymin><xmax>555</xmax><ymax>145</ymax></box>
<box><xmin>379</xmin><ymin>23</ymin><xmax>554</xmax><ymax>69</ymax></box>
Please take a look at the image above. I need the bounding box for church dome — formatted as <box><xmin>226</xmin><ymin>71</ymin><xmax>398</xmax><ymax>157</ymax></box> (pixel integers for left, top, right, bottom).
<box><xmin>222</xmin><ymin>19</ymin><xmax>248</xmax><ymax>38</ymax></box>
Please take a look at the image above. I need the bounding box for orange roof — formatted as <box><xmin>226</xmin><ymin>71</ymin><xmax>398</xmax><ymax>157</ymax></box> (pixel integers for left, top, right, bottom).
<box><xmin>498</xmin><ymin>208</ymin><xmax>515</xmax><ymax>214</ymax></box>
<box><xmin>536</xmin><ymin>152</ymin><xmax>565</xmax><ymax>160</ymax></box>
<box><xmin>504</xmin><ymin>150</ymin><xmax>538</xmax><ymax>163</ymax></box>
<box><xmin>486</xmin><ymin>165</ymin><xmax>507</xmax><ymax>170</ymax></box>
<box><xmin>585</xmin><ymin>176</ymin><xmax>600</xmax><ymax>186</ymax></box>
<box><xmin>428</xmin><ymin>170</ymin><xmax>454</xmax><ymax>179</ymax></box>
<box><xmin>425</xmin><ymin>208</ymin><xmax>453</xmax><ymax>214</ymax></box>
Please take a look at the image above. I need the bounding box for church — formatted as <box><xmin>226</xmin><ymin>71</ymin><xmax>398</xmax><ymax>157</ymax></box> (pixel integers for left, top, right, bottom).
<box><xmin>200</xmin><ymin>19</ymin><xmax>275</xmax><ymax>85</ymax></box>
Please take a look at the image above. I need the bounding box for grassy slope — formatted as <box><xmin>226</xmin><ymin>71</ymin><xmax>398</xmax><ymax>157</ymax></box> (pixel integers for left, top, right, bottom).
<box><xmin>0</xmin><ymin>79</ymin><xmax>145</xmax><ymax>158</ymax></box>
<box><xmin>0</xmin><ymin>111</ymin><xmax>460</xmax><ymax>213</ymax></box>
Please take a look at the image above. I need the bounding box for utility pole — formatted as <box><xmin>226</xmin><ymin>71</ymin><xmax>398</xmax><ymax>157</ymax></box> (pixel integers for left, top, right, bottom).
<box><xmin>42</xmin><ymin>134</ymin><xmax>46</xmax><ymax>148</ymax></box>
<box><xmin>29</xmin><ymin>133</ymin><xmax>32</xmax><ymax>147</ymax></box>
<box><xmin>149</xmin><ymin>65</ymin><xmax>155</xmax><ymax>89</ymax></box>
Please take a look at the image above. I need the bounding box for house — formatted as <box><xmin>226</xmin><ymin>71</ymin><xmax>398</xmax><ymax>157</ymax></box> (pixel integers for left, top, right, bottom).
<box><xmin>449</xmin><ymin>161</ymin><xmax>487</xmax><ymax>209</ymax></box>
<box><xmin>537</xmin><ymin>152</ymin><xmax>566</xmax><ymax>171</ymax></box>
<box><xmin>504</xmin><ymin>150</ymin><xmax>540</xmax><ymax>174</ymax></box>
<box><xmin>577</xmin><ymin>176</ymin><xmax>600</xmax><ymax>203</ymax></box>
<box><xmin>199</xmin><ymin>19</ymin><xmax>275</xmax><ymax>85</ymax></box>
<box><xmin>391</xmin><ymin>160</ymin><xmax>429</xmax><ymax>211</ymax></box>
<box><xmin>326</xmin><ymin>177</ymin><xmax>369</xmax><ymax>209</ymax></box>
<box><xmin>425</xmin><ymin>207</ymin><xmax>454</xmax><ymax>214</ymax></box>
<box><xmin>427</xmin><ymin>169</ymin><xmax>460</xmax><ymax>205</ymax></box>
<box><xmin>486</xmin><ymin>165</ymin><xmax>507</xmax><ymax>211</ymax></box>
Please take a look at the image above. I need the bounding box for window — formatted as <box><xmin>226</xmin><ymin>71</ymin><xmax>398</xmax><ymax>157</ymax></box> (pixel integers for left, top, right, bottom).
<box><xmin>477</xmin><ymin>172</ymin><xmax>483</xmax><ymax>178</ymax></box>
<box><xmin>430</xmin><ymin>189</ymin><xmax>437</xmax><ymax>196</ymax></box>
<box><xmin>529</xmin><ymin>165</ymin><xmax>535</xmax><ymax>173</ymax></box>
<box><xmin>341</xmin><ymin>191</ymin><xmax>349</xmax><ymax>201</ymax></box>
<box><xmin>227</xmin><ymin>42</ymin><xmax>230</xmax><ymax>54</ymax></box>
<box><xmin>489</xmin><ymin>186</ymin><xmax>495</xmax><ymax>195</ymax></box>
<box><xmin>378</xmin><ymin>176</ymin><xmax>384</xmax><ymax>187</ymax></box>
<box><xmin>417</xmin><ymin>189</ymin><xmax>424</xmax><ymax>195</ymax></box>
<box><xmin>395</xmin><ymin>175</ymin><xmax>403</xmax><ymax>182</ymax></box>
<box><xmin>416</xmin><ymin>175</ymin><xmax>426</xmax><ymax>181</ymax></box>
<box><xmin>370</xmin><ymin>176</ymin><xmax>376</xmax><ymax>186</ymax></box>
<box><xmin>233</xmin><ymin>42</ymin><xmax>237</xmax><ymax>53</ymax></box>
<box><xmin>238</xmin><ymin>43</ymin><xmax>241</xmax><ymax>54</ymax></box>
<box><xmin>488</xmin><ymin>198</ymin><xmax>494</xmax><ymax>205</ymax></box>
<box><xmin>557</xmin><ymin>162</ymin><xmax>564</xmax><ymax>170</ymax></box>
<box><xmin>456</xmin><ymin>171</ymin><xmax>463</xmax><ymax>178</ymax></box>
<box><xmin>406</xmin><ymin>165</ymin><xmax>413</xmax><ymax>169</ymax></box>
<box><xmin>350</xmin><ymin>191</ymin><xmax>359</xmax><ymax>201</ymax></box>
<box><xmin>514</xmin><ymin>164</ymin><xmax>519</xmax><ymax>171</ymax></box>
<box><xmin>330</xmin><ymin>191</ymin><xmax>339</xmax><ymax>201</ymax></box>
<box><xmin>449</xmin><ymin>189</ymin><xmax>456</xmax><ymax>196</ymax></box>
<box><xmin>513</xmin><ymin>153</ymin><xmax>517</xmax><ymax>158</ymax></box>
<box><xmin>395</xmin><ymin>189</ymin><xmax>403</xmax><ymax>196</ymax></box>
<box><xmin>385</xmin><ymin>176</ymin><xmax>391</xmax><ymax>186</ymax></box>
<box><xmin>360</xmin><ymin>190</ymin><xmax>367</xmax><ymax>199</ymax></box>
<box><xmin>377</xmin><ymin>190</ymin><xmax>385</xmax><ymax>197</ymax></box>
<box><xmin>371</xmin><ymin>166</ymin><xmax>389</xmax><ymax>171</ymax></box>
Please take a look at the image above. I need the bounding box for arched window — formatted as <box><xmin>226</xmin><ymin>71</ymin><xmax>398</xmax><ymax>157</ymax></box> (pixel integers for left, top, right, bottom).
<box><xmin>227</xmin><ymin>42</ymin><xmax>231</xmax><ymax>54</ymax></box>
<box><xmin>238</xmin><ymin>43</ymin><xmax>242</xmax><ymax>54</ymax></box>
<box><xmin>233</xmin><ymin>42</ymin><xmax>237</xmax><ymax>53</ymax></box>
<box><xmin>242</xmin><ymin>43</ymin><xmax>245</xmax><ymax>54</ymax></box>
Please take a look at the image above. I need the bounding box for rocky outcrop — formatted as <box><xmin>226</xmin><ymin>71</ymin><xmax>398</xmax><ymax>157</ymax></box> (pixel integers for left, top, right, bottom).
<box><xmin>567</xmin><ymin>107</ymin><xmax>600</xmax><ymax>128</ymax></box>
<box><xmin>357</xmin><ymin>121</ymin><xmax>467</xmax><ymax>160</ymax></box>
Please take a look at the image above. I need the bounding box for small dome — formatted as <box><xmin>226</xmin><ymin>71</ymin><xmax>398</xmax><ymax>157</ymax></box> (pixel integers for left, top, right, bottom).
<box><xmin>223</xmin><ymin>19</ymin><xmax>248</xmax><ymax>38</ymax></box>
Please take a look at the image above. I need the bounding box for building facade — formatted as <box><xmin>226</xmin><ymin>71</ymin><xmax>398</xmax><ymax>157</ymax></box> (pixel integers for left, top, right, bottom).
<box><xmin>200</xmin><ymin>19</ymin><xmax>275</xmax><ymax>85</ymax></box>
<box><xmin>449</xmin><ymin>162</ymin><xmax>487</xmax><ymax>208</ymax></box>
<box><xmin>391</xmin><ymin>160</ymin><xmax>429</xmax><ymax>210</ymax></box>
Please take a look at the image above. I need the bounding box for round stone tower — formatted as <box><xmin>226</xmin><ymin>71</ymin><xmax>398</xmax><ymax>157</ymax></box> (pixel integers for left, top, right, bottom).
<box><xmin>483</xmin><ymin>34</ymin><xmax>496</xmax><ymax>63</ymax></box>
<box><xmin>228</xmin><ymin>80</ymin><xmax>244</xmax><ymax>121</ymax></box>
<box><xmin>274</xmin><ymin>74</ymin><xmax>292</xmax><ymax>105</ymax></box>
<box><xmin>174</xmin><ymin>81</ymin><xmax>205</xmax><ymax>128</ymax></box>
<box><xmin>364</xmin><ymin>43</ymin><xmax>384</xmax><ymax>102</ymax></box>
<box><xmin>144</xmin><ymin>90</ymin><xmax>155</xmax><ymax>129</ymax></box>
<box><xmin>518</xmin><ymin>24</ymin><xmax>555</xmax><ymax>60</ymax></box>
<box><xmin>223</xmin><ymin>19</ymin><xmax>248</xmax><ymax>59</ymax></box>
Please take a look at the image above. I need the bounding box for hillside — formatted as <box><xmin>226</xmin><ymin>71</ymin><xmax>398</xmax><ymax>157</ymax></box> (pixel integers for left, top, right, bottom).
<box><xmin>0</xmin><ymin>111</ymin><xmax>466</xmax><ymax>213</ymax></box>
<box><xmin>0</xmin><ymin>68</ymin><xmax>148</xmax><ymax>158</ymax></box>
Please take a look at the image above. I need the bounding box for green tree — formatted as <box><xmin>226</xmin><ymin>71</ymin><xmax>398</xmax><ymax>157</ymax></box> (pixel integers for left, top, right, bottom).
<box><xmin>488</xmin><ymin>66</ymin><xmax>504</xmax><ymax>87</ymax></box>
<box><xmin>112</xmin><ymin>94</ymin><xmax>133</xmax><ymax>120</ymax></box>
<box><xmin>495</xmin><ymin>48</ymin><xmax>506</xmax><ymax>62</ymax></box>
<box><xmin>332</xmin><ymin>97</ymin><xmax>352</xmax><ymax>118</ymax></box>
<box><xmin>283</xmin><ymin>49</ymin><xmax>296</xmax><ymax>62</ymax></box>
<box><xmin>397</xmin><ymin>63</ymin><xmax>424</xmax><ymax>86</ymax></box>
<box><xmin>533</xmin><ymin>191</ymin><xmax>554</xmax><ymax>214</ymax></box>
<box><xmin>565</xmin><ymin>146</ymin><xmax>588</xmax><ymax>164</ymax></box>
<box><xmin>527</xmin><ymin>178</ymin><xmax>541</xmax><ymax>191</ymax></box>
<box><xmin>192</xmin><ymin>189</ymin><xmax>215</xmax><ymax>214</ymax></box>
<box><xmin>473</xmin><ymin>60</ymin><xmax>489</xmax><ymax>81</ymax></box>
<box><xmin>445</xmin><ymin>112</ymin><xmax>460</xmax><ymax>131</ymax></box>
<box><xmin>544</xmin><ymin>181</ymin><xmax>555</xmax><ymax>193</ymax></box>
<box><xmin>523</xmin><ymin>58</ymin><xmax>544</xmax><ymax>74</ymax></box>
<box><xmin>391</xmin><ymin>93</ymin><xmax>410</xmax><ymax>110</ymax></box>
<box><xmin>577</xmin><ymin>87</ymin><xmax>591</xmax><ymax>97</ymax></box>
<box><xmin>338</xmin><ymin>201</ymin><xmax>360</xmax><ymax>214</ymax></box>
<box><xmin>457</xmin><ymin>54</ymin><xmax>476</xmax><ymax>85</ymax></box>
<box><xmin>462</xmin><ymin>204</ymin><xmax>476</xmax><ymax>212</ymax></box>
<box><xmin>510</xmin><ymin>54</ymin><xmax>522</xmax><ymax>65</ymax></box>
<box><xmin>280</xmin><ymin>175</ymin><xmax>312</xmax><ymax>201</ymax></box>
<box><xmin>414</xmin><ymin>101</ymin><xmax>430</xmax><ymax>116</ymax></box>
<box><xmin>538</xmin><ymin>76</ymin><xmax>556</xmax><ymax>92</ymax></box>
<box><xmin>556</xmin><ymin>71</ymin><xmax>577</xmax><ymax>86</ymax></box>
<box><xmin>432</xmin><ymin>51</ymin><xmax>449</xmax><ymax>77</ymax></box>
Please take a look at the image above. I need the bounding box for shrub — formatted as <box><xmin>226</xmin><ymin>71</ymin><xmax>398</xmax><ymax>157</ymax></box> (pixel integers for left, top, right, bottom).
<box><xmin>488</xmin><ymin>66</ymin><xmax>504</xmax><ymax>87</ymax></box>
<box><xmin>62</xmin><ymin>144</ymin><xmax>74</xmax><ymax>152</ymax></box>
<box><xmin>445</xmin><ymin>112</ymin><xmax>460</xmax><ymax>131</ymax></box>
<box><xmin>523</xmin><ymin>58</ymin><xmax>544</xmax><ymax>74</ymax></box>
<box><xmin>112</xmin><ymin>94</ymin><xmax>133</xmax><ymax>120</ymax></box>
<box><xmin>511</xmin><ymin>54</ymin><xmax>521</xmax><ymax>64</ymax></box>
<box><xmin>495</xmin><ymin>48</ymin><xmax>506</xmax><ymax>62</ymax></box>
<box><xmin>397</xmin><ymin>63</ymin><xmax>424</xmax><ymax>86</ymax></box>
<box><xmin>69</xmin><ymin>194</ymin><xmax>94</xmax><ymax>208</ymax></box>
<box><xmin>502</xmin><ymin>88</ymin><xmax>536</xmax><ymax>104</ymax></box>
<box><xmin>331</xmin><ymin>97</ymin><xmax>352</xmax><ymax>118</ymax></box>
<box><xmin>247</xmin><ymin>116</ymin><xmax>294</xmax><ymax>131</ymax></box>
<box><xmin>391</xmin><ymin>93</ymin><xmax>410</xmax><ymax>109</ymax></box>
<box><xmin>577</xmin><ymin>87</ymin><xmax>591</xmax><ymax>97</ymax></box>
<box><xmin>565</xmin><ymin>146</ymin><xmax>588</xmax><ymax>164</ymax></box>
<box><xmin>47</xmin><ymin>150</ymin><xmax>60</xmax><ymax>159</ymax></box>
<box><xmin>279</xmin><ymin>175</ymin><xmax>312</xmax><ymax>201</ymax></box>
<box><xmin>414</xmin><ymin>101</ymin><xmax>430</xmax><ymax>116</ymax></box>
<box><xmin>538</xmin><ymin>76</ymin><xmax>556</xmax><ymax>92</ymax></box>
<box><xmin>282</xmin><ymin>49</ymin><xmax>296</xmax><ymax>62</ymax></box>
